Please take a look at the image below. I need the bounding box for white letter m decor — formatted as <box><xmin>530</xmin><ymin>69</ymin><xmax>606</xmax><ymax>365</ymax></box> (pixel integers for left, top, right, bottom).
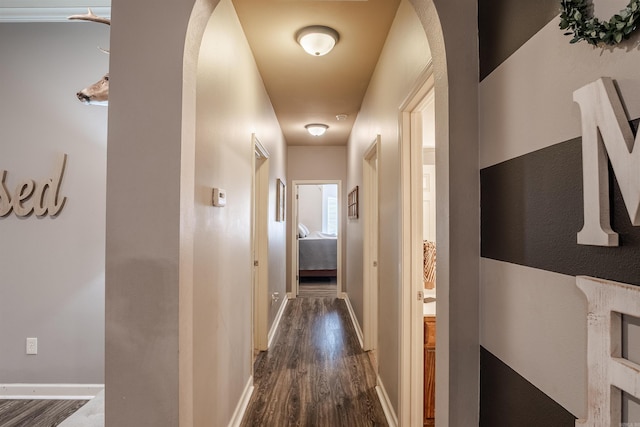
<box><xmin>574</xmin><ymin>77</ymin><xmax>640</xmax><ymax>246</ymax></box>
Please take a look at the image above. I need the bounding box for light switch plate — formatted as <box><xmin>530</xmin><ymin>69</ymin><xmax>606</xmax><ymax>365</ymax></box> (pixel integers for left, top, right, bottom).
<box><xmin>212</xmin><ymin>188</ymin><xmax>227</xmax><ymax>207</ymax></box>
<box><xmin>26</xmin><ymin>337</ymin><xmax>37</xmax><ymax>355</ymax></box>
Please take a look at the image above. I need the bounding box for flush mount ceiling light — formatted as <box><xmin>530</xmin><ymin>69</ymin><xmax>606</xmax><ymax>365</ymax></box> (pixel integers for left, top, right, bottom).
<box><xmin>296</xmin><ymin>26</ymin><xmax>339</xmax><ymax>56</ymax></box>
<box><xmin>305</xmin><ymin>123</ymin><xmax>329</xmax><ymax>136</ymax></box>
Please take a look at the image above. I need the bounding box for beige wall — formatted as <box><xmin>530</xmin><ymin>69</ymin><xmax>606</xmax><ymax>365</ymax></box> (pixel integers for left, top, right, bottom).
<box><xmin>287</xmin><ymin>146</ymin><xmax>347</xmax><ymax>293</ymax></box>
<box><xmin>298</xmin><ymin>185</ymin><xmax>323</xmax><ymax>233</ymax></box>
<box><xmin>347</xmin><ymin>0</ymin><xmax>431</xmax><ymax>414</ymax></box>
<box><xmin>0</xmin><ymin>22</ymin><xmax>107</xmax><ymax>385</ymax></box>
<box><xmin>193</xmin><ymin>1</ymin><xmax>287</xmax><ymax>424</ymax></box>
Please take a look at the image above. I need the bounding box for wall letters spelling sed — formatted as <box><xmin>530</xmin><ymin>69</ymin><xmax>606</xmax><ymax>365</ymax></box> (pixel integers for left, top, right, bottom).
<box><xmin>0</xmin><ymin>154</ymin><xmax>67</xmax><ymax>218</ymax></box>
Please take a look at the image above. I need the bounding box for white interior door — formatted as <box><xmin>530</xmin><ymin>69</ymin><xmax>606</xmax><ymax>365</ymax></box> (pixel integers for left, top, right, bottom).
<box><xmin>363</xmin><ymin>137</ymin><xmax>379</xmax><ymax>357</ymax></box>
<box><xmin>252</xmin><ymin>135</ymin><xmax>270</xmax><ymax>353</ymax></box>
<box><xmin>293</xmin><ymin>184</ymin><xmax>300</xmax><ymax>296</ymax></box>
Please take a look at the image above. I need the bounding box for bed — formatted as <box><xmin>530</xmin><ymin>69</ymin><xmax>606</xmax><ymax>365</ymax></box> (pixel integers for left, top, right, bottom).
<box><xmin>298</xmin><ymin>226</ymin><xmax>337</xmax><ymax>277</ymax></box>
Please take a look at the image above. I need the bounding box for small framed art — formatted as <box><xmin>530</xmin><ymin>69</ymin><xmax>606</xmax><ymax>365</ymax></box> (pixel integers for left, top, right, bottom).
<box><xmin>276</xmin><ymin>178</ymin><xmax>286</xmax><ymax>222</ymax></box>
<box><xmin>348</xmin><ymin>186</ymin><xmax>359</xmax><ymax>219</ymax></box>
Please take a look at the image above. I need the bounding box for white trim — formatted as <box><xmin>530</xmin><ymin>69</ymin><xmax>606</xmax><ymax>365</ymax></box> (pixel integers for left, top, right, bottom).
<box><xmin>291</xmin><ymin>184</ymin><xmax>300</xmax><ymax>297</ymax></box>
<box><xmin>267</xmin><ymin>294</ymin><xmax>289</xmax><ymax>348</ymax></box>
<box><xmin>252</xmin><ymin>134</ymin><xmax>270</xmax><ymax>352</ymax></box>
<box><xmin>227</xmin><ymin>376</ymin><xmax>254</xmax><ymax>427</ymax></box>
<box><xmin>0</xmin><ymin>383</ymin><xmax>104</xmax><ymax>400</ymax></box>
<box><xmin>375</xmin><ymin>376</ymin><xmax>398</xmax><ymax>427</ymax></box>
<box><xmin>0</xmin><ymin>7</ymin><xmax>111</xmax><ymax>23</ymax></box>
<box><xmin>341</xmin><ymin>291</ymin><xmax>364</xmax><ymax>349</ymax></box>
<box><xmin>399</xmin><ymin>63</ymin><xmax>435</xmax><ymax>426</ymax></box>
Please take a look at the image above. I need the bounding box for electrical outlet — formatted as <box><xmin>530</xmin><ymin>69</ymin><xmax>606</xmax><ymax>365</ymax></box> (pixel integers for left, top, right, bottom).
<box><xmin>26</xmin><ymin>337</ymin><xmax>37</xmax><ymax>355</ymax></box>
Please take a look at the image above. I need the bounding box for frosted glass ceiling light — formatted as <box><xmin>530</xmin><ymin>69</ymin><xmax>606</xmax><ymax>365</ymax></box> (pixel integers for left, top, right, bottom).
<box><xmin>305</xmin><ymin>124</ymin><xmax>329</xmax><ymax>136</ymax></box>
<box><xmin>296</xmin><ymin>26</ymin><xmax>339</xmax><ymax>56</ymax></box>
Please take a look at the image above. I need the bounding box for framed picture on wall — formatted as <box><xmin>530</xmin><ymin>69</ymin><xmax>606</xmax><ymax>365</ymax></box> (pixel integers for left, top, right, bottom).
<box><xmin>276</xmin><ymin>178</ymin><xmax>286</xmax><ymax>222</ymax></box>
<box><xmin>348</xmin><ymin>186</ymin><xmax>359</xmax><ymax>219</ymax></box>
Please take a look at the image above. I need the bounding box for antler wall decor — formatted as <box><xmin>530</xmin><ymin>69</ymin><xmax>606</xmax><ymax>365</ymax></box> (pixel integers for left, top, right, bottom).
<box><xmin>68</xmin><ymin>8</ymin><xmax>110</xmax><ymax>106</ymax></box>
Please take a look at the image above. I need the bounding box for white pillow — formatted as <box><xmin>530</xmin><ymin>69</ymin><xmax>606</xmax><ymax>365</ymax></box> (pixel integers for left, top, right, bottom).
<box><xmin>300</xmin><ymin>223</ymin><xmax>310</xmax><ymax>236</ymax></box>
<box><xmin>298</xmin><ymin>223</ymin><xmax>309</xmax><ymax>238</ymax></box>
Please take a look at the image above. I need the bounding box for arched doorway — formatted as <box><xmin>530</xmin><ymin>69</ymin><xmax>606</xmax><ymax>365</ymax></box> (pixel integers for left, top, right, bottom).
<box><xmin>104</xmin><ymin>0</ymin><xmax>479</xmax><ymax>425</ymax></box>
<box><xmin>406</xmin><ymin>3</ymin><xmax>480</xmax><ymax>425</ymax></box>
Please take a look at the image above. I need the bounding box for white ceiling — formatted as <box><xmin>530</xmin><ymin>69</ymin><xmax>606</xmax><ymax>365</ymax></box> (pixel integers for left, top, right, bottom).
<box><xmin>1</xmin><ymin>0</ymin><xmax>400</xmax><ymax>146</ymax></box>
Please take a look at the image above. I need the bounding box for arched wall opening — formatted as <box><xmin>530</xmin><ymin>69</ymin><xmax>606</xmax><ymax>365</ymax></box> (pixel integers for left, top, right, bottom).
<box><xmin>408</xmin><ymin>1</ymin><xmax>480</xmax><ymax>425</ymax></box>
<box><xmin>104</xmin><ymin>0</ymin><xmax>478</xmax><ymax>425</ymax></box>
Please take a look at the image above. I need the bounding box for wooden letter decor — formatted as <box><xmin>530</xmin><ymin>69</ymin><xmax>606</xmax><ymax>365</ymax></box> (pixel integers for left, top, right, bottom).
<box><xmin>574</xmin><ymin>77</ymin><xmax>640</xmax><ymax>246</ymax></box>
<box><xmin>0</xmin><ymin>154</ymin><xmax>68</xmax><ymax>218</ymax></box>
<box><xmin>576</xmin><ymin>276</ymin><xmax>640</xmax><ymax>427</ymax></box>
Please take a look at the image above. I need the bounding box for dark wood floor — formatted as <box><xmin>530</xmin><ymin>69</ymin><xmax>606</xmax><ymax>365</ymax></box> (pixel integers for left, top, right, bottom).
<box><xmin>0</xmin><ymin>399</ymin><xmax>88</xmax><ymax>427</ymax></box>
<box><xmin>241</xmin><ymin>296</ymin><xmax>388</xmax><ymax>427</ymax></box>
<box><xmin>298</xmin><ymin>277</ymin><xmax>337</xmax><ymax>298</ymax></box>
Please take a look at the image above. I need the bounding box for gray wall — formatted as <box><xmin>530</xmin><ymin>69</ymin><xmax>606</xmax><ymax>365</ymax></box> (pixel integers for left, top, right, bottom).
<box><xmin>0</xmin><ymin>22</ymin><xmax>108</xmax><ymax>384</ymax></box>
<box><xmin>105</xmin><ymin>0</ymin><xmax>287</xmax><ymax>425</ymax></box>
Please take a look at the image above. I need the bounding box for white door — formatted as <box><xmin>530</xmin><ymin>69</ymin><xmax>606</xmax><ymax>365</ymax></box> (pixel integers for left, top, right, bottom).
<box><xmin>363</xmin><ymin>138</ymin><xmax>379</xmax><ymax>357</ymax></box>
<box><xmin>252</xmin><ymin>135</ymin><xmax>270</xmax><ymax>352</ymax></box>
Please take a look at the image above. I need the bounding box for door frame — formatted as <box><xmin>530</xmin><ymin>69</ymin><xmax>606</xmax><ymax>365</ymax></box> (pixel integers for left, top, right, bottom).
<box><xmin>363</xmin><ymin>136</ymin><xmax>380</xmax><ymax>354</ymax></box>
<box><xmin>252</xmin><ymin>134</ymin><xmax>270</xmax><ymax>352</ymax></box>
<box><xmin>399</xmin><ymin>63</ymin><xmax>436</xmax><ymax>425</ymax></box>
<box><xmin>290</xmin><ymin>179</ymin><xmax>342</xmax><ymax>298</ymax></box>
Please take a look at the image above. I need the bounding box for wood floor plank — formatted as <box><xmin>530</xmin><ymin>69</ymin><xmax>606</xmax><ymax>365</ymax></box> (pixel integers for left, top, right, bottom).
<box><xmin>241</xmin><ymin>296</ymin><xmax>388</xmax><ymax>427</ymax></box>
<box><xmin>298</xmin><ymin>277</ymin><xmax>337</xmax><ymax>298</ymax></box>
<box><xmin>0</xmin><ymin>399</ymin><xmax>88</xmax><ymax>427</ymax></box>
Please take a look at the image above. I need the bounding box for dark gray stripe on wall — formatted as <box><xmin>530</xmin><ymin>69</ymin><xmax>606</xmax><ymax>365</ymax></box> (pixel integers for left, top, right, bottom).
<box><xmin>479</xmin><ymin>0</ymin><xmax>559</xmax><ymax>81</ymax></box>
<box><xmin>481</xmin><ymin>122</ymin><xmax>640</xmax><ymax>286</ymax></box>
<box><xmin>480</xmin><ymin>347</ymin><xmax>576</xmax><ymax>426</ymax></box>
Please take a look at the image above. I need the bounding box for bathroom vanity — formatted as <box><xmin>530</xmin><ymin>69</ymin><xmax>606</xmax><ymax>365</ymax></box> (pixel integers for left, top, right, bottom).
<box><xmin>423</xmin><ymin>293</ymin><xmax>436</xmax><ymax>426</ymax></box>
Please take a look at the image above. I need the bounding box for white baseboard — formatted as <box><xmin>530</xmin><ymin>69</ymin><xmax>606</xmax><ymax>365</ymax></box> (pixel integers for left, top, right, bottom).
<box><xmin>0</xmin><ymin>383</ymin><xmax>104</xmax><ymax>400</ymax></box>
<box><xmin>341</xmin><ymin>292</ymin><xmax>364</xmax><ymax>349</ymax></box>
<box><xmin>227</xmin><ymin>376</ymin><xmax>254</xmax><ymax>427</ymax></box>
<box><xmin>267</xmin><ymin>295</ymin><xmax>289</xmax><ymax>348</ymax></box>
<box><xmin>376</xmin><ymin>376</ymin><xmax>398</xmax><ymax>427</ymax></box>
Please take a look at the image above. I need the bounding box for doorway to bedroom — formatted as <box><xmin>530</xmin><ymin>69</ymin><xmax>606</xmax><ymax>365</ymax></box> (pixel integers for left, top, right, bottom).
<box><xmin>292</xmin><ymin>181</ymin><xmax>342</xmax><ymax>298</ymax></box>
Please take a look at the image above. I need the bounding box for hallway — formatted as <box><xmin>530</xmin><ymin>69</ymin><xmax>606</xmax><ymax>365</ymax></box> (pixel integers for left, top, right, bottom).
<box><xmin>241</xmin><ymin>297</ymin><xmax>387</xmax><ymax>426</ymax></box>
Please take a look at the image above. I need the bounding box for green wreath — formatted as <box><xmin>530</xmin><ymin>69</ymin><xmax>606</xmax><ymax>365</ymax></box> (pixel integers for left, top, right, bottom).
<box><xmin>560</xmin><ymin>0</ymin><xmax>640</xmax><ymax>45</ymax></box>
